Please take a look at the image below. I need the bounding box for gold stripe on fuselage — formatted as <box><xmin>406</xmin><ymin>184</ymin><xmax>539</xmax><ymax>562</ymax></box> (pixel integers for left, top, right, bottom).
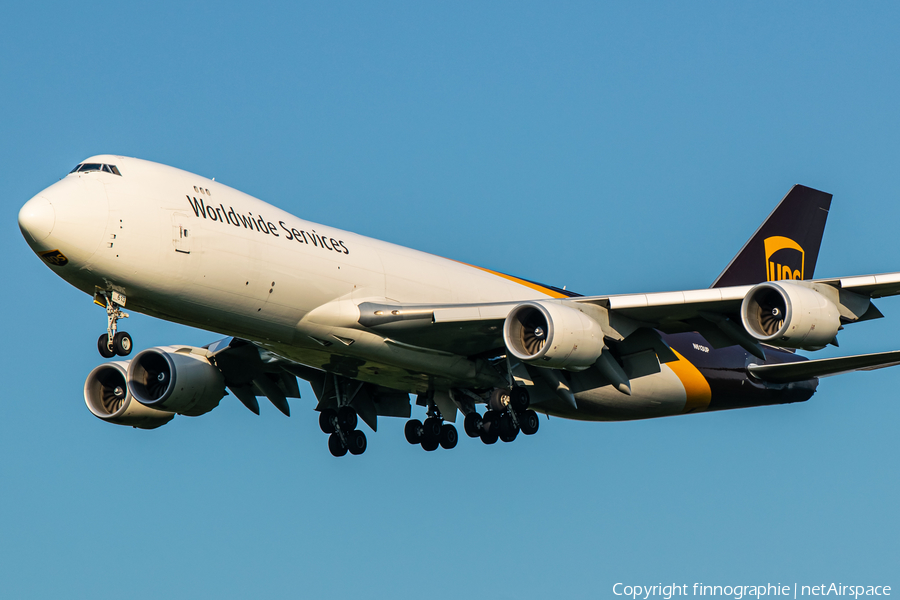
<box><xmin>461</xmin><ymin>263</ymin><xmax>569</xmax><ymax>299</ymax></box>
<box><xmin>668</xmin><ymin>350</ymin><xmax>712</xmax><ymax>413</ymax></box>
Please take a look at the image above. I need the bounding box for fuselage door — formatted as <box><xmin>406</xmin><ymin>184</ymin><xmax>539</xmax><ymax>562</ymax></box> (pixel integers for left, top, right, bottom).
<box><xmin>173</xmin><ymin>213</ymin><xmax>191</xmax><ymax>254</ymax></box>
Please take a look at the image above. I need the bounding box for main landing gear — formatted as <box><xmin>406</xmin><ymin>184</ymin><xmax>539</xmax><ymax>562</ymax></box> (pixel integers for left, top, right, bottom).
<box><xmin>403</xmin><ymin>387</ymin><xmax>539</xmax><ymax>451</ymax></box>
<box><xmin>463</xmin><ymin>387</ymin><xmax>539</xmax><ymax>445</ymax></box>
<box><xmin>318</xmin><ymin>376</ymin><xmax>368</xmax><ymax>457</ymax></box>
<box><xmin>404</xmin><ymin>399</ymin><xmax>458</xmax><ymax>451</ymax></box>
<box><xmin>96</xmin><ymin>291</ymin><xmax>132</xmax><ymax>359</ymax></box>
<box><xmin>319</xmin><ymin>406</ymin><xmax>367</xmax><ymax>457</ymax></box>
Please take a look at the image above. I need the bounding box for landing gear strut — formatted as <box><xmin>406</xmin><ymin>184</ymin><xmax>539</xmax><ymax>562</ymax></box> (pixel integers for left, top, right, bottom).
<box><xmin>96</xmin><ymin>291</ymin><xmax>132</xmax><ymax>358</ymax></box>
<box><xmin>404</xmin><ymin>394</ymin><xmax>458</xmax><ymax>451</ymax></box>
<box><xmin>318</xmin><ymin>376</ymin><xmax>367</xmax><ymax>457</ymax></box>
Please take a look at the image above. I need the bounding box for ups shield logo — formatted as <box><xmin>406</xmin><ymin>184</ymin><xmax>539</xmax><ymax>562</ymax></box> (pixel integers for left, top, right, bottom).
<box><xmin>765</xmin><ymin>236</ymin><xmax>804</xmax><ymax>281</ymax></box>
<box><xmin>39</xmin><ymin>249</ymin><xmax>69</xmax><ymax>267</ymax></box>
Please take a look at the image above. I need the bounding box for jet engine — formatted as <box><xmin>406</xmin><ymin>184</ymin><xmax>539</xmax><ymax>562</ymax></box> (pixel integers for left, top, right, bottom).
<box><xmin>127</xmin><ymin>347</ymin><xmax>226</xmax><ymax>416</ymax></box>
<box><xmin>740</xmin><ymin>281</ymin><xmax>842</xmax><ymax>350</ymax></box>
<box><xmin>503</xmin><ymin>301</ymin><xmax>605</xmax><ymax>370</ymax></box>
<box><xmin>84</xmin><ymin>362</ymin><xmax>175</xmax><ymax>429</ymax></box>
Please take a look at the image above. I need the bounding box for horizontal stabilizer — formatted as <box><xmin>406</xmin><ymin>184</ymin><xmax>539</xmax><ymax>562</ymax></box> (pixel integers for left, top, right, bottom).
<box><xmin>749</xmin><ymin>350</ymin><xmax>900</xmax><ymax>383</ymax></box>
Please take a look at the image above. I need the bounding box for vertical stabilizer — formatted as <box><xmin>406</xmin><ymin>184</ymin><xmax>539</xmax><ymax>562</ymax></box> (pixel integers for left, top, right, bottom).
<box><xmin>711</xmin><ymin>185</ymin><xmax>832</xmax><ymax>288</ymax></box>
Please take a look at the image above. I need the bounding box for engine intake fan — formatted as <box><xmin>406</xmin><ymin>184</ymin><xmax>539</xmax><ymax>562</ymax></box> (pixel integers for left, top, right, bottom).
<box><xmin>127</xmin><ymin>347</ymin><xmax>226</xmax><ymax>416</ymax></box>
<box><xmin>503</xmin><ymin>301</ymin><xmax>605</xmax><ymax>371</ymax></box>
<box><xmin>740</xmin><ymin>281</ymin><xmax>841</xmax><ymax>350</ymax></box>
<box><xmin>84</xmin><ymin>362</ymin><xmax>174</xmax><ymax>429</ymax></box>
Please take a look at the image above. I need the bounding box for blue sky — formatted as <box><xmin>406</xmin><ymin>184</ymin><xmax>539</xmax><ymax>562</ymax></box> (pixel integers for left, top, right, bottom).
<box><xmin>1</xmin><ymin>2</ymin><xmax>898</xmax><ymax>598</ymax></box>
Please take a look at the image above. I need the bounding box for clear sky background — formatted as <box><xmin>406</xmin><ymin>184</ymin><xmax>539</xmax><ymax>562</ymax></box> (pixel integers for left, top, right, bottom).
<box><xmin>1</xmin><ymin>2</ymin><xmax>898</xmax><ymax>598</ymax></box>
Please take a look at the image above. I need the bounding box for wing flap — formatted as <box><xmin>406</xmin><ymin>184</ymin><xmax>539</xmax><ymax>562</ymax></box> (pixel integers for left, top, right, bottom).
<box><xmin>748</xmin><ymin>350</ymin><xmax>900</xmax><ymax>383</ymax></box>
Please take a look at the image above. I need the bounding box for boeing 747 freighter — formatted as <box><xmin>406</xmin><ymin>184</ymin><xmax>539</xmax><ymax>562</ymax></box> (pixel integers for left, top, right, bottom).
<box><xmin>18</xmin><ymin>156</ymin><xmax>900</xmax><ymax>456</ymax></box>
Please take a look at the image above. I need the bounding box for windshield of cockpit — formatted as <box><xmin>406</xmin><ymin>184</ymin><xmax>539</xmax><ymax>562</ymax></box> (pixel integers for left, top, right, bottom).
<box><xmin>69</xmin><ymin>163</ymin><xmax>121</xmax><ymax>175</ymax></box>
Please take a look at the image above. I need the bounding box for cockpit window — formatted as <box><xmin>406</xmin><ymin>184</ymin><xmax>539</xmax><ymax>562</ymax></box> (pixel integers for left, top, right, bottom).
<box><xmin>69</xmin><ymin>163</ymin><xmax>122</xmax><ymax>176</ymax></box>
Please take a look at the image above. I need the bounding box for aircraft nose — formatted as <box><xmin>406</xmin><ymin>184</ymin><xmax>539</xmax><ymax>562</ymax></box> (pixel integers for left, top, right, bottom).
<box><xmin>18</xmin><ymin>195</ymin><xmax>56</xmax><ymax>242</ymax></box>
<box><xmin>19</xmin><ymin>176</ymin><xmax>109</xmax><ymax>264</ymax></box>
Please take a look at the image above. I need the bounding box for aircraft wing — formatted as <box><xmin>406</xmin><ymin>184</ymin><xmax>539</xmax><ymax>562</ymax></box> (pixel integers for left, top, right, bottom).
<box><xmin>748</xmin><ymin>349</ymin><xmax>900</xmax><ymax>383</ymax></box>
<box><xmin>572</xmin><ymin>271</ymin><xmax>900</xmax><ymax>325</ymax></box>
<box><xmin>354</xmin><ymin>271</ymin><xmax>900</xmax><ymax>358</ymax></box>
<box><xmin>811</xmin><ymin>272</ymin><xmax>900</xmax><ymax>298</ymax></box>
<box><xmin>356</xmin><ymin>301</ymin><xmax>517</xmax><ymax>357</ymax></box>
<box><xmin>206</xmin><ymin>337</ymin><xmax>412</xmax><ymax>430</ymax></box>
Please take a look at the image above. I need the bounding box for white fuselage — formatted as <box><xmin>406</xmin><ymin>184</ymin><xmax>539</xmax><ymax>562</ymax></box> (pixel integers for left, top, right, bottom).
<box><xmin>19</xmin><ymin>155</ymin><xmax>710</xmax><ymax>420</ymax></box>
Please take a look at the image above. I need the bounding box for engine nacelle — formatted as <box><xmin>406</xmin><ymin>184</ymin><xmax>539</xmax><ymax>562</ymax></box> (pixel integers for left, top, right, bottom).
<box><xmin>503</xmin><ymin>301</ymin><xmax>605</xmax><ymax>370</ymax></box>
<box><xmin>127</xmin><ymin>347</ymin><xmax>226</xmax><ymax>416</ymax></box>
<box><xmin>741</xmin><ymin>281</ymin><xmax>842</xmax><ymax>350</ymax></box>
<box><xmin>84</xmin><ymin>362</ymin><xmax>175</xmax><ymax>429</ymax></box>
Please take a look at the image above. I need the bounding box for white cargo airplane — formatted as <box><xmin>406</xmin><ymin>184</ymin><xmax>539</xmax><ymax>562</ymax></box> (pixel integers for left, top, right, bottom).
<box><xmin>17</xmin><ymin>156</ymin><xmax>900</xmax><ymax>456</ymax></box>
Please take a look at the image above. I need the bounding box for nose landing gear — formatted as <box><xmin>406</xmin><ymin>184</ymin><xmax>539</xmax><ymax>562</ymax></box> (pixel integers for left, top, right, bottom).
<box><xmin>95</xmin><ymin>291</ymin><xmax>132</xmax><ymax>358</ymax></box>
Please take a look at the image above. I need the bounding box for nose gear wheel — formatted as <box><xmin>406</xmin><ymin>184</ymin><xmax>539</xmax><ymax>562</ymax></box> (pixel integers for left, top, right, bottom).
<box><xmin>95</xmin><ymin>291</ymin><xmax>132</xmax><ymax>358</ymax></box>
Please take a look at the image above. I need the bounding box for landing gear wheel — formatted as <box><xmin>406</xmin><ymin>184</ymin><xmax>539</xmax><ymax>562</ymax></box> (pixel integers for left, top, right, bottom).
<box><xmin>489</xmin><ymin>388</ymin><xmax>510</xmax><ymax>411</ymax></box>
<box><xmin>112</xmin><ymin>331</ymin><xmax>133</xmax><ymax>356</ymax></box>
<box><xmin>499</xmin><ymin>412</ymin><xmax>519</xmax><ymax>442</ymax></box>
<box><xmin>97</xmin><ymin>334</ymin><xmax>115</xmax><ymax>359</ymax></box>
<box><xmin>511</xmin><ymin>387</ymin><xmax>530</xmax><ymax>412</ymax></box>
<box><xmin>482</xmin><ymin>410</ymin><xmax>499</xmax><ymax>434</ymax></box>
<box><xmin>337</xmin><ymin>406</ymin><xmax>357</xmax><ymax>431</ymax></box>
<box><xmin>97</xmin><ymin>292</ymin><xmax>130</xmax><ymax>359</ymax></box>
<box><xmin>319</xmin><ymin>409</ymin><xmax>337</xmax><ymax>434</ymax></box>
<box><xmin>405</xmin><ymin>419</ymin><xmax>423</xmax><ymax>444</ymax></box>
<box><xmin>439</xmin><ymin>424</ymin><xmax>458</xmax><ymax>449</ymax></box>
<box><xmin>423</xmin><ymin>417</ymin><xmax>443</xmax><ymax>442</ymax></box>
<box><xmin>480</xmin><ymin>429</ymin><xmax>498</xmax><ymax>445</ymax></box>
<box><xmin>328</xmin><ymin>432</ymin><xmax>347</xmax><ymax>457</ymax></box>
<box><xmin>520</xmin><ymin>409</ymin><xmax>540</xmax><ymax>435</ymax></box>
<box><xmin>463</xmin><ymin>412</ymin><xmax>483</xmax><ymax>438</ymax></box>
<box><xmin>348</xmin><ymin>430</ymin><xmax>367</xmax><ymax>455</ymax></box>
<box><xmin>499</xmin><ymin>429</ymin><xmax>518</xmax><ymax>443</ymax></box>
<box><xmin>421</xmin><ymin>438</ymin><xmax>439</xmax><ymax>451</ymax></box>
